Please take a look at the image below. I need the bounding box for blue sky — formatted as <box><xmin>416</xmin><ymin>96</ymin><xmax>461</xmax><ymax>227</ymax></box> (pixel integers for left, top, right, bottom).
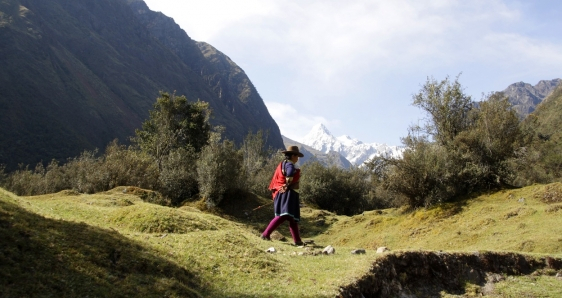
<box><xmin>142</xmin><ymin>0</ymin><xmax>562</xmax><ymax>146</ymax></box>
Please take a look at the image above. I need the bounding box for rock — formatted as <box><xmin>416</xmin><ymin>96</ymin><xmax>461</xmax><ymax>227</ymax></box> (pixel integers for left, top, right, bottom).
<box><xmin>481</xmin><ymin>282</ymin><xmax>495</xmax><ymax>295</ymax></box>
<box><xmin>518</xmin><ymin>197</ymin><xmax>525</xmax><ymax>203</ymax></box>
<box><xmin>486</xmin><ymin>273</ymin><xmax>504</xmax><ymax>283</ymax></box>
<box><xmin>502</xmin><ymin>79</ymin><xmax>561</xmax><ymax>119</ymax></box>
<box><xmin>376</xmin><ymin>247</ymin><xmax>390</xmax><ymax>253</ymax></box>
<box><xmin>323</xmin><ymin>245</ymin><xmax>335</xmax><ymax>255</ymax></box>
<box><xmin>271</xmin><ymin>231</ymin><xmax>286</xmax><ymax>241</ymax></box>
<box><xmin>303</xmin><ymin>239</ymin><xmax>315</xmax><ymax>245</ymax></box>
<box><xmin>556</xmin><ymin>272</ymin><xmax>562</xmax><ymax>280</ymax></box>
<box><xmin>265</xmin><ymin>247</ymin><xmax>276</xmax><ymax>253</ymax></box>
<box><xmin>464</xmin><ymin>268</ymin><xmax>482</xmax><ymax>284</ymax></box>
<box><xmin>351</xmin><ymin>249</ymin><xmax>366</xmax><ymax>254</ymax></box>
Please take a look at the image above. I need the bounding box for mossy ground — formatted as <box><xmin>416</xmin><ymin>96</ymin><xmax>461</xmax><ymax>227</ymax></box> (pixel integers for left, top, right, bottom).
<box><xmin>316</xmin><ymin>183</ymin><xmax>562</xmax><ymax>254</ymax></box>
<box><xmin>1</xmin><ymin>184</ymin><xmax>561</xmax><ymax>297</ymax></box>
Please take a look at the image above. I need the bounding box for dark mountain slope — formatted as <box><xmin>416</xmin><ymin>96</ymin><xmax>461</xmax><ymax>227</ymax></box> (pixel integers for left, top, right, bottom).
<box><xmin>0</xmin><ymin>0</ymin><xmax>282</xmax><ymax>170</ymax></box>
<box><xmin>127</xmin><ymin>0</ymin><xmax>281</xmax><ymax>146</ymax></box>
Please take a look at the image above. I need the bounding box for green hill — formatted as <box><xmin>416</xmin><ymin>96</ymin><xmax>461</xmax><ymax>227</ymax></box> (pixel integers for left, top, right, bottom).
<box><xmin>524</xmin><ymin>83</ymin><xmax>562</xmax><ymax>143</ymax></box>
<box><xmin>1</xmin><ymin>184</ymin><xmax>561</xmax><ymax>297</ymax></box>
<box><xmin>0</xmin><ymin>0</ymin><xmax>283</xmax><ymax>170</ymax></box>
<box><xmin>517</xmin><ymin>83</ymin><xmax>562</xmax><ymax>183</ymax></box>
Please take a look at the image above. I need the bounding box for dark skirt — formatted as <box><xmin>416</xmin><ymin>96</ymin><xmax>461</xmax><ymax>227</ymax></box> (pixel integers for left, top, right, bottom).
<box><xmin>273</xmin><ymin>189</ymin><xmax>300</xmax><ymax>222</ymax></box>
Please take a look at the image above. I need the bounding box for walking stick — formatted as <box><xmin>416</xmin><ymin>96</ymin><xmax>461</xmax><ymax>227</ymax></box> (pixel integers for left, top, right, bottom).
<box><xmin>252</xmin><ymin>201</ymin><xmax>273</xmax><ymax>211</ymax></box>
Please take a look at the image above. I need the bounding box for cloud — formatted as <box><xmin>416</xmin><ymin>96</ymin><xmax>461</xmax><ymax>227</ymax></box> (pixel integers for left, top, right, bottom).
<box><xmin>208</xmin><ymin>1</ymin><xmax>537</xmax><ymax>91</ymax></box>
<box><xmin>143</xmin><ymin>0</ymin><xmax>275</xmax><ymax>41</ymax></box>
<box><xmin>148</xmin><ymin>1</ymin><xmax>562</xmax><ymax>92</ymax></box>
<box><xmin>143</xmin><ymin>0</ymin><xmax>562</xmax><ymax>145</ymax></box>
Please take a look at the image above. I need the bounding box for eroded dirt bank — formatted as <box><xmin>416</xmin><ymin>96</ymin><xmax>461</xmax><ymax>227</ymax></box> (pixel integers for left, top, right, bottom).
<box><xmin>338</xmin><ymin>251</ymin><xmax>562</xmax><ymax>297</ymax></box>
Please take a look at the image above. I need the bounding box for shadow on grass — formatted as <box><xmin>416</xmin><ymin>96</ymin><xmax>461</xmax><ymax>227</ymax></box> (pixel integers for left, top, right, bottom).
<box><xmin>0</xmin><ymin>198</ymin><xmax>204</xmax><ymax>297</ymax></box>
<box><xmin>196</xmin><ymin>190</ymin><xmax>272</xmax><ymax>234</ymax></box>
<box><xmin>211</xmin><ymin>190</ymin><xmax>335</xmax><ymax>240</ymax></box>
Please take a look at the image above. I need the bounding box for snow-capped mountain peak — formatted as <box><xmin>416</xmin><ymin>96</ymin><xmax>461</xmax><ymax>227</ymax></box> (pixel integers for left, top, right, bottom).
<box><xmin>301</xmin><ymin>123</ymin><xmax>404</xmax><ymax>166</ymax></box>
<box><xmin>336</xmin><ymin>135</ymin><xmax>362</xmax><ymax>146</ymax></box>
<box><xmin>302</xmin><ymin>123</ymin><xmax>337</xmax><ymax>153</ymax></box>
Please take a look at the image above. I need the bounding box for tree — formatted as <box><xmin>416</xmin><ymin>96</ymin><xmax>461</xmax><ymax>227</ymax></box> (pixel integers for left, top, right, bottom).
<box><xmin>132</xmin><ymin>92</ymin><xmax>211</xmax><ymax>169</ymax></box>
<box><xmin>369</xmin><ymin>133</ymin><xmax>460</xmax><ymax>208</ymax></box>
<box><xmin>412</xmin><ymin>75</ymin><xmax>473</xmax><ymax>147</ymax></box>
<box><xmin>239</xmin><ymin>130</ymin><xmax>277</xmax><ymax>196</ymax></box>
<box><xmin>196</xmin><ymin>130</ymin><xmax>242</xmax><ymax>208</ymax></box>
<box><xmin>368</xmin><ymin>77</ymin><xmax>524</xmax><ymax>209</ymax></box>
<box><xmin>454</xmin><ymin>92</ymin><xmax>523</xmax><ymax>186</ymax></box>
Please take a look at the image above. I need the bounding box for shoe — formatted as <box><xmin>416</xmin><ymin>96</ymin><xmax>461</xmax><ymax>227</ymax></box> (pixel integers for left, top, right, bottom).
<box><xmin>260</xmin><ymin>235</ymin><xmax>271</xmax><ymax>241</ymax></box>
<box><xmin>294</xmin><ymin>241</ymin><xmax>304</xmax><ymax>246</ymax></box>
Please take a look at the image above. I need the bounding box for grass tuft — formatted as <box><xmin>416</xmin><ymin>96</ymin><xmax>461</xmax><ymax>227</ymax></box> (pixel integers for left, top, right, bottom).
<box><xmin>109</xmin><ymin>204</ymin><xmax>219</xmax><ymax>233</ymax></box>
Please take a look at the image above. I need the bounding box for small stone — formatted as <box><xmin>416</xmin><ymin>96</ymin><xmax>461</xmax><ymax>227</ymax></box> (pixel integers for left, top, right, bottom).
<box><xmin>486</xmin><ymin>273</ymin><xmax>504</xmax><ymax>283</ymax></box>
<box><xmin>376</xmin><ymin>247</ymin><xmax>390</xmax><ymax>253</ymax></box>
<box><xmin>265</xmin><ymin>247</ymin><xmax>276</xmax><ymax>253</ymax></box>
<box><xmin>481</xmin><ymin>282</ymin><xmax>495</xmax><ymax>295</ymax></box>
<box><xmin>271</xmin><ymin>231</ymin><xmax>286</xmax><ymax>241</ymax></box>
<box><xmin>518</xmin><ymin>197</ymin><xmax>525</xmax><ymax>203</ymax></box>
<box><xmin>351</xmin><ymin>249</ymin><xmax>366</xmax><ymax>254</ymax></box>
<box><xmin>323</xmin><ymin>245</ymin><xmax>335</xmax><ymax>255</ymax></box>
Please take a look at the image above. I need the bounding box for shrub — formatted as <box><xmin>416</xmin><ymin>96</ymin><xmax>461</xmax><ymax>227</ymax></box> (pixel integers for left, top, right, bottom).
<box><xmin>196</xmin><ymin>132</ymin><xmax>242</xmax><ymax>208</ymax></box>
<box><xmin>249</xmin><ymin>156</ymin><xmax>282</xmax><ymax>198</ymax></box>
<box><xmin>0</xmin><ymin>165</ymin><xmax>6</xmax><ymax>187</ymax></box>
<box><xmin>101</xmin><ymin>140</ymin><xmax>159</xmax><ymax>191</ymax></box>
<box><xmin>3</xmin><ymin>142</ymin><xmax>160</xmax><ymax>197</ymax></box>
<box><xmin>157</xmin><ymin>147</ymin><xmax>199</xmax><ymax>205</ymax></box>
<box><xmin>239</xmin><ymin>130</ymin><xmax>279</xmax><ymax>197</ymax></box>
<box><xmin>369</xmin><ymin>142</ymin><xmax>460</xmax><ymax>208</ymax></box>
<box><xmin>300</xmin><ymin>161</ymin><xmax>372</xmax><ymax>215</ymax></box>
<box><xmin>62</xmin><ymin>143</ymin><xmax>159</xmax><ymax>194</ymax></box>
<box><xmin>3</xmin><ymin>164</ymin><xmax>48</xmax><ymax>196</ymax></box>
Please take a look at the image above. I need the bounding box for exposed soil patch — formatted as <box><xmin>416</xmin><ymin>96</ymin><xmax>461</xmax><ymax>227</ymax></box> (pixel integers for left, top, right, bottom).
<box><xmin>535</xmin><ymin>183</ymin><xmax>562</xmax><ymax>204</ymax></box>
<box><xmin>338</xmin><ymin>251</ymin><xmax>562</xmax><ymax>297</ymax></box>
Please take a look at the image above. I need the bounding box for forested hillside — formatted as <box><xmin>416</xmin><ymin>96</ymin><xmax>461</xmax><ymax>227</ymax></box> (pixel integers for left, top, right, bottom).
<box><xmin>517</xmin><ymin>83</ymin><xmax>562</xmax><ymax>183</ymax></box>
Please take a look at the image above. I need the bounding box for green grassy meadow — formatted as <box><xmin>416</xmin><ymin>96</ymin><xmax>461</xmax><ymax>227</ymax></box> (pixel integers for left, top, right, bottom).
<box><xmin>1</xmin><ymin>184</ymin><xmax>561</xmax><ymax>297</ymax></box>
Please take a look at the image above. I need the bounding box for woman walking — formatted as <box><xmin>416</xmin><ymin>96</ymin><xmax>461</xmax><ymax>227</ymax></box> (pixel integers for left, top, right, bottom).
<box><xmin>261</xmin><ymin>146</ymin><xmax>304</xmax><ymax>246</ymax></box>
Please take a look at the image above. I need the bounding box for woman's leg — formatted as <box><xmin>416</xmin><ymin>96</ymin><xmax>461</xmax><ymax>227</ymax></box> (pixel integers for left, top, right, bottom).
<box><xmin>287</xmin><ymin>216</ymin><xmax>302</xmax><ymax>244</ymax></box>
<box><xmin>262</xmin><ymin>216</ymin><xmax>287</xmax><ymax>238</ymax></box>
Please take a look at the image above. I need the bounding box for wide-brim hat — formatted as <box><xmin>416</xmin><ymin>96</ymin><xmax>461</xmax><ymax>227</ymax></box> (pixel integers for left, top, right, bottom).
<box><xmin>281</xmin><ymin>145</ymin><xmax>304</xmax><ymax>157</ymax></box>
